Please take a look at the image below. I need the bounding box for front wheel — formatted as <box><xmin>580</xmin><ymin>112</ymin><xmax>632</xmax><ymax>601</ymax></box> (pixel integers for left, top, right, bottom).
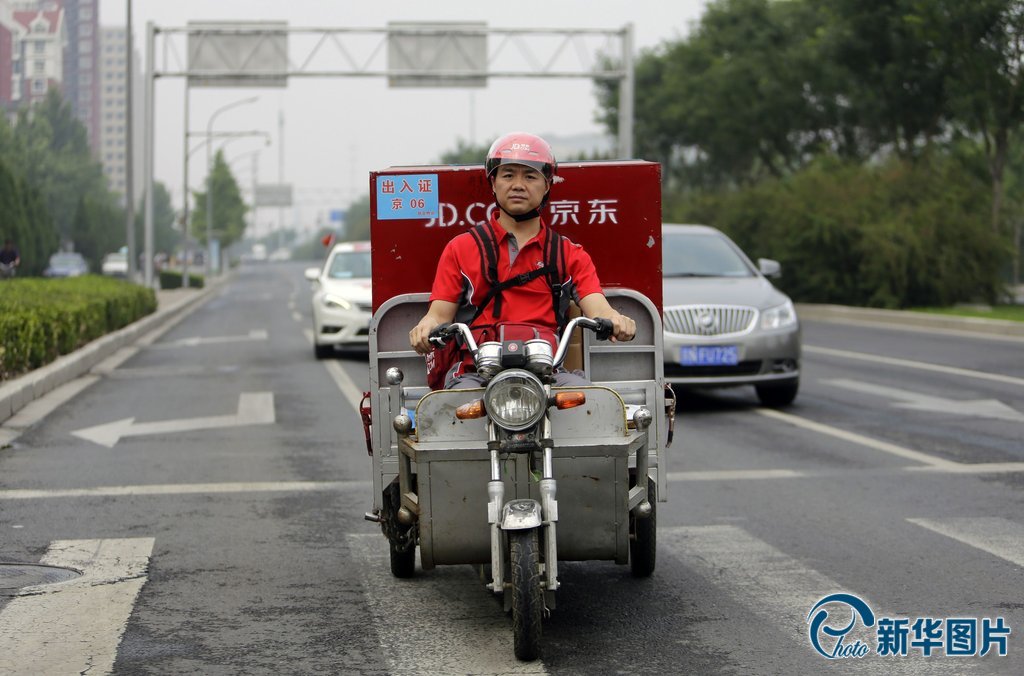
<box><xmin>313</xmin><ymin>341</ymin><xmax>333</xmax><ymax>360</ymax></box>
<box><xmin>755</xmin><ymin>380</ymin><xmax>799</xmax><ymax>407</ymax></box>
<box><xmin>509</xmin><ymin>529</ymin><xmax>543</xmax><ymax>661</ymax></box>
<box><xmin>630</xmin><ymin>477</ymin><xmax>657</xmax><ymax>577</ymax></box>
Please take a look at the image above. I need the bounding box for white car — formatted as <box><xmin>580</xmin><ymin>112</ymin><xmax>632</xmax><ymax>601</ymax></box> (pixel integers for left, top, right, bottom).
<box><xmin>101</xmin><ymin>251</ymin><xmax>129</xmax><ymax>278</ymax></box>
<box><xmin>305</xmin><ymin>241</ymin><xmax>373</xmax><ymax>358</ymax></box>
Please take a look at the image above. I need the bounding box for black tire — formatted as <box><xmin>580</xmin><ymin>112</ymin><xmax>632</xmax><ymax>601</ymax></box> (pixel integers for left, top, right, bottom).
<box><xmin>755</xmin><ymin>381</ymin><xmax>799</xmax><ymax>407</ymax></box>
<box><xmin>630</xmin><ymin>477</ymin><xmax>657</xmax><ymax>578</ymax></box>
<box><xmin>389</xmin><ymin>539</ymin><xmax>416</xmax><ymax>578</ymax></box>
<box><xmin>313</xmin><ymin>342</ymin><xmax>333</xmax><ymax>359</ymax></box>
<box><xmin>510</xmin><ymin>529</ymin><xmax>543</xmax><ymax>661</ymax></box>
<box><xmin>383</xmin><ymin>482</ymin><xmax>416</xmax><ymax>578</ymax></box>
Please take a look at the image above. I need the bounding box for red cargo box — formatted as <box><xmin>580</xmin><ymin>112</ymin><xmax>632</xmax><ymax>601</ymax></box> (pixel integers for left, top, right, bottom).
<box><xmin>369</xmin><ymin>160</ymin><xmax>662</xmax><ymax>313</ymax></box>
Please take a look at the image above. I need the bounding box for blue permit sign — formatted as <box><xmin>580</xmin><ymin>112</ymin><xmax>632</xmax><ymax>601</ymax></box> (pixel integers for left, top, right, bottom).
<box><xmin>376</xmin><ymin>173</ymin><xmax>440</xmax><ymax>220</ymax></box>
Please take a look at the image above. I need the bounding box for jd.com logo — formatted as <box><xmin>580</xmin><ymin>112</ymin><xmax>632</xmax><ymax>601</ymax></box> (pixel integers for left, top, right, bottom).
<box><xmin>807</xmin><ymin>593</ymin><xmax>1011</xmax><ymax>659</ymax></box>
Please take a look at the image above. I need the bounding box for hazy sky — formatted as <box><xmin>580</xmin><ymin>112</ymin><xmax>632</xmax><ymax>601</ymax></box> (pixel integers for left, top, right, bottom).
<box><xmin>99</xmin><ymin>1</ymin><xmax>708</xmax><ymax>235</ymax></box>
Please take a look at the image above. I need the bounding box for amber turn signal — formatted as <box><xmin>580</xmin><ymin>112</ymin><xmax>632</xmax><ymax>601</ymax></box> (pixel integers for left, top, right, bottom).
<box><xmin>455</xmin><ymin>399</ymin><xmax>486</xmax><ymax>420</ymax></box>
<box><xmin>553</xmin><ymin>392</ymin><xmax>586</xmax><ymax>409</ymax></box>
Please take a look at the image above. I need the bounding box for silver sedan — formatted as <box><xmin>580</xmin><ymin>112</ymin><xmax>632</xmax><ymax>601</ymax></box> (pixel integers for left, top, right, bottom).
<box><xmin>661</xmin><ymin>224</ymin><xmax>801</xmax><ymax>406</ymax></box>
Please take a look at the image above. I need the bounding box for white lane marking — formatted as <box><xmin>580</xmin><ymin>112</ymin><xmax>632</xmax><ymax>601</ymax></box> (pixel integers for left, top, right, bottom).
<box><xmin>667</xmin><ymin>469</ymin><xmax>804</xmax><ymax>481</ymax></box>
<box><xmin>0</xmin><ymin>480</ymin><xmax>368</xmax><ymax>500</ymax></box>
<box><xmin>907</xmin><ymin>517</ymin><xmax>1024</xmax><ymax>568</ymax></box>
<box><xmin>805</xmin><ymin>344</ymin><xmax>1024</xmax><ymax>388</ymax></box>
<box><xmin>304</xmin><ymin>328</ymin><xmax>365</xmax><ymax>411</ymax></box>
<box><xmin>72</xmin><ymin>391</ymin><xmax>275</xmax><ymax>447</ymax></box>
<box><xmin>662</xmin><ymin>526</ymin><xmax>969</xmax><ymax>674</ymax></box>
<box><xmin>324</xmin><ymin>360</ymin><xmax>365</xmax><ymax>412</ymax></box>
<box><xmin>149</xmin><ymin>329</ymin><xmax>268</xmax><ymax>349</ymax></box>
<box><xmin>823</xmin><ymin>378</ymin><xmax>1024</xmax><ymax>423</ymax></box>
<box><xmin>756</xmin><ymin>408</ymin><xmax>958</xmax><ymax>468</ymax></box>
<box><xmin>0</xmin><ymin>538</ymin><xmax>154</xmax><ymax>675</ymax></box>
<box><xmin>348</xmin><ymin>533</ymin><xmax>547</xmax><ymax>675</ymax></box>
<box><xmin>292</xmin><ymin>311</ymin><xmax>303</xmax><ymax>322</ymax></box>
<box><xmin>910</xmin><ymin>462</ymin><xmax>1024</xmax><ymax>474</ymax></box>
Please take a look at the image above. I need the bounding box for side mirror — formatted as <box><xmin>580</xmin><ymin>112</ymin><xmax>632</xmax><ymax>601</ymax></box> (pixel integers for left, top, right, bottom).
<box><xmin>758</xmin><ymin>258</ymin><xmax>781</xmax><ymax>278</ymax></box>
<box><xmin>304</xmin><ymin>267</ymin><xmax>321</xmax><ymax>282</ymax></box>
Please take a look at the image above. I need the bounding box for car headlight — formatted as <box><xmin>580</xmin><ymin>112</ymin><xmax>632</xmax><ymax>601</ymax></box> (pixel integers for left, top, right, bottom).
<box><xmin>484</xmin><ymin>370</ymin><xmax>546</xmax><ymax>431</ymax></box>
<box><xmin>761</xmin><ymin>300</ymin><xmax>797</xmax><ymax>330</ymax></box>
<box><xmin>322</xmin><ymin>294</ymin><xmax>353</xmax><ymax>310</ymax></box>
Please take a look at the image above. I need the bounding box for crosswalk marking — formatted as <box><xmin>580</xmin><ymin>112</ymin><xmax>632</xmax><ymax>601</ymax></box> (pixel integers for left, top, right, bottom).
<box><xmin>661</xmin><ymin>526</ymin><xmax>971</xmax><ymax>673</ymax></box>
<box><xmin>0</xmin><ymin>538</ymin><xmax>154</xmax><ymax>674</ymax></box>
<box><xmin>348</xmin><ymin>533</ymin><xmax>548</xmax><ymax>675</ymax></box>
<box><xmin>907</xmin><ymin>517</ymin><xmax>1024</xmax><ymax>569</ymax></box>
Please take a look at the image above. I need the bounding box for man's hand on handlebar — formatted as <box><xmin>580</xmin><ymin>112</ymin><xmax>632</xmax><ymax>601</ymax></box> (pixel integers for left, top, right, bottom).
<box><xmin>410</xmin><ymin>300</ymin><xmax>459</xmax><ymax>355</ymax></box>
<box><xmin>605</xmin><ymin>311</ymin><xmax>636</xmax><ymax>343</ymax></box>
<box><xmin>410</xmin><ymin>318</ymin><xmax>440</xmax><ymax>355</ymax></box>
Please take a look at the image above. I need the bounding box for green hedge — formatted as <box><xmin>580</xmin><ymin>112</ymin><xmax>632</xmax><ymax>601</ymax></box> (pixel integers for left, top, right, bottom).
<box><xmin>0</xmin><ymin>275</ymin><xmax>156</xmax><ymax>380</ymax></box>
<box><xmin>159</xmin><ymin>270</ymin><xmax>205</xmax><ymax>289</ymax></box>
<box><xmin>670</xmin><ymin>155</ymin><xmax>1009</xmax><ymax>308</ymax></box>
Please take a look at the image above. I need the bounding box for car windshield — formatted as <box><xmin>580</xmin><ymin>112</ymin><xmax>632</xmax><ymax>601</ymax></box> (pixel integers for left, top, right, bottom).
<box><xmin>327</xmin><ymin>251</ymin><xmax>371</xmax><ymax>279</ymax></box>
<box><xmin>663</xmin><ymin>232</ymin><xmax>753</xmax><ymax>278</ymax></box>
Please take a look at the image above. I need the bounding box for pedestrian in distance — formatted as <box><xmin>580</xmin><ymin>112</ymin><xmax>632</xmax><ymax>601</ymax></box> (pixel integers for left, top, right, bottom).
<box><xmin>0</xmin><ymin>239</ymin><xmax>20</xmax><ymax>278</ymax></box>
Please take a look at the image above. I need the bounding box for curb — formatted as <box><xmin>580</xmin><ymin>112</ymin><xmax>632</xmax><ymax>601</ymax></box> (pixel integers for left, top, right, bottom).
<box><xmin>0</xmin><ymin>281</ymin><xmax>222</xmax><ymax>426</ymax></box>
<box><xmin>796</xmin><ymin>303</ymin><xmax>1024</xmax><ymax>339</ymax></box>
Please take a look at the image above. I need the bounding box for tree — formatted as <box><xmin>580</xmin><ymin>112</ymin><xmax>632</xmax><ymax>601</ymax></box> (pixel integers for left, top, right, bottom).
<box><xmin>190</xmin><ymin>150</ymin><xmax>248</xmax><ymax>249</ymax></box>
<box><xmin>438</xmin><ymin>139</ymin><xmax>489</xmax><ymax>165</ymax></box>
<box><xmin>343</xmin><ymin>194</ymin><xmax>371</xmax><ymax>242</ymax></box>
<box><xmin>9</xmin><ymin>90</ymin><xmax>110</xmax><ymax>243</ymax></box>
<box><xmin>134</xmin><ymin>182</ymin><xmax>180</xmax><ymax>256</ymax></box>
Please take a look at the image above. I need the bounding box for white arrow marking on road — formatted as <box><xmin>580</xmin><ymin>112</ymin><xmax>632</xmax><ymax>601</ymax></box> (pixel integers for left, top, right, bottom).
<box><xmin>151</xmin><ymin>329</ymin><xmax>268</xmax><ymax>348</ymax></box>
<box><xmin>823</xmin><ymin>378</ymin><xmax>1024</xmax><ymax>422</ymax></box>
<box><xmin>0</xmin><ymin>538</ymin><xmax>154</xmax><ymax>675</ymax></box>
<box><xmin>71</xmin><ymin>392</ymin><xmax>275</xmax><ymax>447</ymax></box>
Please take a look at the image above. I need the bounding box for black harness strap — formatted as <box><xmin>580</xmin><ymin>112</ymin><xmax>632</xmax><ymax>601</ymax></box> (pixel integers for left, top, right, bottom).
<box><xmin>466</xmin><ymin>223</ymin><xmax>566</xmax><ymax>329</ymax></box>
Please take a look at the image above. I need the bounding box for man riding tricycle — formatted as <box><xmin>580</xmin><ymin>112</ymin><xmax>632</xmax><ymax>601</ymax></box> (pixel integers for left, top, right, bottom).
<box><xmin>361</xmin><ymin>133</ymin><xmax>673</xmax><ymax>661</ymax></box>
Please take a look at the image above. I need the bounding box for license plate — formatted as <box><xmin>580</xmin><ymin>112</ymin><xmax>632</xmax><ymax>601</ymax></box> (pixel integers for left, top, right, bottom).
<box><xmin>680</xmin><ymin>345</ymin><xmax>739</xmax><ymax>366</ymax></box>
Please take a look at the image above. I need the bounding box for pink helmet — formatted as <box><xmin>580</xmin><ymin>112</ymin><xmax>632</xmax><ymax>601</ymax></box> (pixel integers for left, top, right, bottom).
<box><xmin>485</xmin><ymin>132</ymin><xmax>556</xmax><ymax>182</ymax></box>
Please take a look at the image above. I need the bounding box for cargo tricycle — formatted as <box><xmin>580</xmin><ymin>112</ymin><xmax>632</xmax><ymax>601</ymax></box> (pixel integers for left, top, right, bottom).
<box><xmin>361</xmin><ymin>160</ymin><xmax>673</xmax><ymax>661</ymax></box>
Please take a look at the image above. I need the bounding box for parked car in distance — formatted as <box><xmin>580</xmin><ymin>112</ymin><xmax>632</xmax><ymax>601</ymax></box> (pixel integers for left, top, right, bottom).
<box><xmin>662</xmin><ymin>224</ymin><xmax>801</xmax><ymax>406</ymax></box>
<box><xmin>43</xmin><ymin>252</ymin><xmax>89</xmax><ymax>278</ymax></box>
<box><xmin>305</xmin><ymin>241</ymin><xmax>372</xmax><ymax>359</ymax></box>
<box><xmin>101</xmin><ymin>249</ymin><xmax>129</xmax><ymax>278</ymax></box>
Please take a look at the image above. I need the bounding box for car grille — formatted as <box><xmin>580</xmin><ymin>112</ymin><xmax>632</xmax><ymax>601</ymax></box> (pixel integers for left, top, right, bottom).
<box><xmin>663</xmin><ymin>304</ymin><xmax>757</xmax><ymax>337</ymax></box>
<box><xmin>665</xmin><ymin>361</ymin><xmax>763</xmax><ymax>377</ymax></box>
<box><xmin>357</xmin><ymin>302</ymin><xmax>373</xmax><ymax>313</ymax></box>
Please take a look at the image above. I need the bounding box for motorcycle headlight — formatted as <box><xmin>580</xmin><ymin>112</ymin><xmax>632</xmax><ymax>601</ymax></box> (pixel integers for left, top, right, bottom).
<box><xmin>761</xmin><ymin>300</ymin><xmax>797</xmax><ymax>330</ymax></box>
<box><xmin>322</xmin><ymin>294</ymin><xmax>353</xmax><ymax>311</ymax></box>
<box><xmin>484</xmin><ymin>370</ymin><xmax>546</xmax><ymax>431</ymax></box>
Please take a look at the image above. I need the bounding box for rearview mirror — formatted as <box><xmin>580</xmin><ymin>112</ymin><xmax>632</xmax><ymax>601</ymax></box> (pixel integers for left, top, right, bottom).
<box><xmin>304</xmin><ymin>267</ymin><xmax>320</xmax><ymax>282</ymax></box>
<box><xmin>758</xmin><ymin>258</ymin><xmax>781</xmax><ymax>278</ymax></box>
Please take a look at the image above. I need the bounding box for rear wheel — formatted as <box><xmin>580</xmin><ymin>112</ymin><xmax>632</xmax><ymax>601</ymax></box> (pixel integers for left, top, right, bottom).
<box><xmin>382</xmin><ymin>482</ymin><xmax>416</xmax><ymax>578</ymax></box>
<box><xmin>510</xmin><ymin>529</ymin><xmax>542</xmax><ymax>661</ymax></box>
<box><xmin>630</xmin><ymin>477</ymin><xmax>657</xmax><ymax>577</ymax></box>
<box><xmin>755</xmin><ymin>380</ymin><xmax>799</xmax><ymax>407</ymax></box>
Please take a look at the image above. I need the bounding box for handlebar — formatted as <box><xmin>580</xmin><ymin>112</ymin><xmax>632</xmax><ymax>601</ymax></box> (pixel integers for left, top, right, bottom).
<box><xmin>550</xmin><ymin>317</ymin><xmax>612</xmax><ymax>366</ymax></box>
<box><xmin>430</xmin><ymin>316</ymin><xmax>613</xmax><ymax>370</ymax></box>
<box><xmin>428</xmin><ymin>322</ymin><xmax>479</xmax><ymax>353</ymax></box>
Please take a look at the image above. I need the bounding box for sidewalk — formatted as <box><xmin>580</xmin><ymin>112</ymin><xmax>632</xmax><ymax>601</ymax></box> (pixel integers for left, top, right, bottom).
<box><xmin>0</xmin><ymin>284</ymin><xmax>214</xmax><ymax>427</ymax></box>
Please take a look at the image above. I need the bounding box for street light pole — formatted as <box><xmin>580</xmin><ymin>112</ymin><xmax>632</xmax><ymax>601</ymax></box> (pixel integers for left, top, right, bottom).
<box><xmin>205</xmin><ymin>96</ymin><xmax>258</xmax><ymax>276</ymax></box>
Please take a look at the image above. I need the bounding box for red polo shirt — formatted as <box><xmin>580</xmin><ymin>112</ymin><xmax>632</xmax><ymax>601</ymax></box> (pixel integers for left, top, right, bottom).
<box><xmin>429</xmin><ymin>211</ymin><xmax>603</xmax><ymax>331</ymax></box>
